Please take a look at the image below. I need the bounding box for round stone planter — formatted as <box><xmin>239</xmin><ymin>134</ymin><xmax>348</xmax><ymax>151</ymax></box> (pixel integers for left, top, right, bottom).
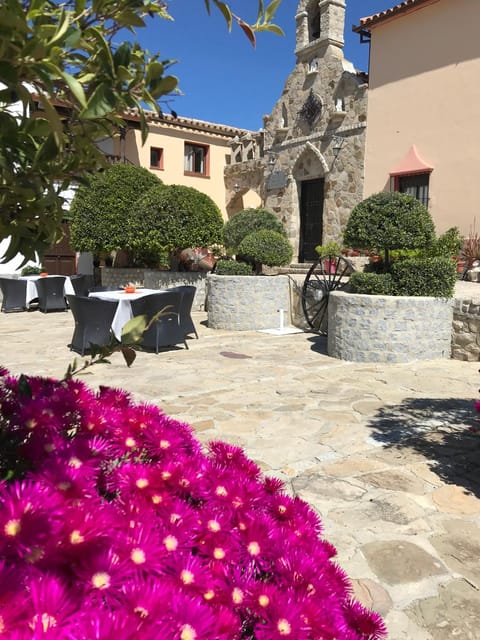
<box><xmin>207</xmin><ymin>274</ymin><xmax>290</xmax><ymax>331</ymax></box>
<box><xmin>327</xmin><ymin>291</ymin><xmax>454</xmax><ymax>363</ymax></box>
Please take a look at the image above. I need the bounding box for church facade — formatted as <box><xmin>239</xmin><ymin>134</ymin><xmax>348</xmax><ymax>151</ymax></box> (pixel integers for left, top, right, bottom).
<box><xmin>225</xmin><ymin>0</ymin><xmax>367</xmax><ymax>262</ymax></box>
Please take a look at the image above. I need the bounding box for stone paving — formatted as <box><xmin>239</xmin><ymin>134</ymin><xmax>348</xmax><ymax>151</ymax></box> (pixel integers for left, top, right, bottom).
<box><xmin>1</xmin><ymin>293</ymin><xmax>480</xmax><ymax>639</ymax></box>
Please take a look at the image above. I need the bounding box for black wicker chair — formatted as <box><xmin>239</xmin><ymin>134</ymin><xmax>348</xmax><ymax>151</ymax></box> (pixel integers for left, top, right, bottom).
<box><xmin>36</xmin><ymin>276</ymin><xmax>67</xmax><ymax>312</ymax></box>
<box><xmin>66</xmin><ymin>295</ymin><xmax>118</xmax><ymax>355</ymax></box>
<box><xmin>130</xmin><ymin>291</ymin><xmax>187</xmax><ymax>353</ymax></box>
<box><xmin>0</xmin><ymin>278</ymin><xmax>27</xmax><ymax>312</ymax></box>
<box><xmin>168</xmin><ymin>285</ymin><xmax>198</xmax><ymax>339</ymax></box>
<box><xmin>70</xmin><ymin>274</ymin><xmax>89</xmax><ymax>297</ymax></box>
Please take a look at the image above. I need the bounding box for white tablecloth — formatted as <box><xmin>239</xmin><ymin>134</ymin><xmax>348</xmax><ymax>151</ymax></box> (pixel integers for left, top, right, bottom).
<box><xmin>89</xmin><ymin>289</ymin><xmax>160</xmax><ymax>340</ymax></box>
<box><xmin>19</xmin><ymin>275</ymin><xmax>75</xmax><ymax>306</ymax></box>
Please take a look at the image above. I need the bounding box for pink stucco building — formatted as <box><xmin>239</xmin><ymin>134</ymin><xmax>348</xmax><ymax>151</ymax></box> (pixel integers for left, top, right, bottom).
<box><xmin>355</xmin><ymin>0</ymin><xmax>480</xmax><ymax>235</ymax></box>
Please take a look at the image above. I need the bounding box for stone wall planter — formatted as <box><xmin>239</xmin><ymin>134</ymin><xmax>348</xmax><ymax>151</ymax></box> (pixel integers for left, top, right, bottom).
<box><xmin>100</xmin><ymin>268</ymin><xmax>207</xmax><ymax>311</ymax></box>
<box><xmin>207</xmin><ymin>274</ymin><xmax>290</xmax><ymax>331</ymax></box>
<box><xmin>327</xmin><ymin>291</ymin><xmax>454</xmax><ymax>363</ymax></box>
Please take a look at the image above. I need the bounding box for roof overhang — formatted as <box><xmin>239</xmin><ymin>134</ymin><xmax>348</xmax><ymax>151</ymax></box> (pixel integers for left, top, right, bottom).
<box><xmin>389</xmin><ymin>145</ymin><xmax>433</xmax><ymax>176</ymax></box>
<box><xmin>353</xmin><ymin>0</ymin><xmax>439</xmax><ymax>34</ymax></box>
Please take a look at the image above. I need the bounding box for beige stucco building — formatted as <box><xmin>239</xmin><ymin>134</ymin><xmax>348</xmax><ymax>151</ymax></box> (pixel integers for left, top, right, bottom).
<box><xmin>355</xmin><ymin>0</ymin><xmax>480</xmax><ymax>236</ymax></box>
<box><xmin>98</xmin><ymin>111</ymin><xmax>252</xmax><ymax>219</ymax></box>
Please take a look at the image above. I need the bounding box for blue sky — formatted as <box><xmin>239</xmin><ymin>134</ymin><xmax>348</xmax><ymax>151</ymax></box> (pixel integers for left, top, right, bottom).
<box><xmin>138</xmin><ymin>1</ymin><xmax>397</xmax><ymax>130</ymax></box>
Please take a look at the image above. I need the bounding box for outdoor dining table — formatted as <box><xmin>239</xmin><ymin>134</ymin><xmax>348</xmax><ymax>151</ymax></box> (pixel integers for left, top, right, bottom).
<box><xmin>19</xmin><ymin>275</ymin><xmax>75</xmax><ymax>307</ymax></box>
<box><xmin>88</xmin><ymin>288</ymin><xmax>160</xmax><ymax>340</ymax></box>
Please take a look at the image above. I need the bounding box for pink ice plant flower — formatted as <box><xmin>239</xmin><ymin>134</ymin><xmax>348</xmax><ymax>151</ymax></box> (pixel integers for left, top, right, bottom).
<box><xmin>0</xmin><ymin>369</ymin><xmax>387</xmax><ymax>639</ymax></box>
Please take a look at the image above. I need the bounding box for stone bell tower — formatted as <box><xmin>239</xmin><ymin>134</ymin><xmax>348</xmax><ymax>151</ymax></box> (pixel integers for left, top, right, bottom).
<box><xmin>225</xmin><ymin>0</ymin><xmax>367</xmax><ymax>265</ymax></box>
<box><xmin>296</xmin><ymin>0</ymin><xmax>346</xmax><ymax>58</ymax></box>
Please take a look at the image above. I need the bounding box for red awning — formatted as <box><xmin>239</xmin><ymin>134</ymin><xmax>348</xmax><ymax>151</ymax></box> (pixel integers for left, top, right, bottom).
<box><xmin>389</xmin><ymin>145</ymin><xmax>433</xmax><ymax>176</ymax></box>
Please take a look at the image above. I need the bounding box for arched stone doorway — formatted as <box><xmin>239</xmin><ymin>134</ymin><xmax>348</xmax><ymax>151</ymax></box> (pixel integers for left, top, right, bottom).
<box><xmin>292</xmin><ymin>143</ymin><xmax>329</xmax><ymax>262</ymax></box>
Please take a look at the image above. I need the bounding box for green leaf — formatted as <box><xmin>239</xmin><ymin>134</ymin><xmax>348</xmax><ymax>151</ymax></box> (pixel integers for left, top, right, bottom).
<box><xmin>47</xmin><ymin>8</ymin><xmax>71</xmax><ymax>46</ymax></box>
<box><xmin>264</xmin><ymin>23</ymin><xmax>285</xmax><ymax>36</ymax></box>
<box><xmin>121</xmin><ymin>314</ymin><xmax>148</xmax><ymax>345</ymax></box>
<box><xmin>18</xmin><ymin>374</ymin><xmax>32</xmax><ymax>398</ymax></box>
<box><xmin>257</xmin><ymin>0</ymin><xmax>265</xmax><ymax>22</ymax></box>
<box><xmin>80</xmin><ymin>83</ymin><xmax>116</xmax><ymax>119</ymax></box>
<box><xmin>148</xmin><ymin>74</ymin><xmax>178</xmax><ymax>99</ymax></box>
<box><xmin>146</xmin><ymin>61</ymin><xmax>164</xmax><ymax>84</ymax></box>
<box><xmin>0</xmin><ymin>61</ymin><xmax>18</xmax><ymax>84</ymax></box>
<box><xmin>264</xmin><ymin>0</ymin><xmax>282</xmax><ymax>24</ymax></box>
<box><xmin>59</xmin><ymin>71</ymin><xmax>87</xmax><ymax>107</ymax></box>
<box><xmin>121</xmin><ymin>346</ymin><xmax>137</xmax><ymax>367</ymax></box>
<box><xmin>203</xmin><ymin>0</ymin><xmax>211</xmax><ymax>15</ymax></box>
<box><xmin>213</xmin><ymin>1</ymin><xmax>232</xmax><ymax>30</ymax></box>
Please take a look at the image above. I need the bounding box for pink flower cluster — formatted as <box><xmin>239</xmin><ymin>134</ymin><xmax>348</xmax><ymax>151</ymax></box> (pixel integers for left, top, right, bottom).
<box><xmin>0</xmin><ymin>368</ymin><xmax>387</xmax><ymax>639</ymax></box>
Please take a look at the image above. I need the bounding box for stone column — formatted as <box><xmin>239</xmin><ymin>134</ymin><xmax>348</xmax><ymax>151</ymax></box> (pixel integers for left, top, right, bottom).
<box><xmin>295</xmin><ymin>10</ymin><xmax>309</xmax><ymax>51</ymax></box>
<box><xmin>319</xmin><ymin>0</ymin><xmax>346</xmax><ymax>48</ymax></box>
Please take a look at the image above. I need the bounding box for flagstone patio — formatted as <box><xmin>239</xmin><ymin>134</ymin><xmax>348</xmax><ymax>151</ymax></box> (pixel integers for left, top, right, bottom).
<box><xmin>1</xmin><ymin>301</ymin><xmax>479</xmax><ymax>639</ymax></box>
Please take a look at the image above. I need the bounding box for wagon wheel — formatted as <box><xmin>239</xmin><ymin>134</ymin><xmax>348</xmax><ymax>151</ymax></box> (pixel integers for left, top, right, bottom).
<box><xmin>301</xmin><ymin>254</ymin><xmax>353</xmax><ymax>333</ymax></box>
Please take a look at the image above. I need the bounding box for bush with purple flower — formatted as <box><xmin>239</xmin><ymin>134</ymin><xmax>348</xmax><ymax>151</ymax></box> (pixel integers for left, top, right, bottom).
<box><xmin>0</xmin><ymin>368</ymin><xmax>387</xmax><ymax>639</ymax></box>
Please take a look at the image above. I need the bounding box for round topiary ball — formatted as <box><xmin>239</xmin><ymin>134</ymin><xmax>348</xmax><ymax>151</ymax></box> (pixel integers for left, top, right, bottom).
<box><xmin>223</xmin><ymin>208</ymin><xmax>287</xmax><ymax>251</ymax></box>
<box><xmin>343</xmin><ymin>192</ymin><xmax>435</xmax><ymax>256</ymax></box>
<box><xmin>237</xmin><ymin>229</ymin><xmax>293</xmax><ymax>269</ymax></box>
<box><xmin>70</xmin><ymin>164</ymin><xmax>163</xmax><ymax>254</ymax></box>
<box><xmin>131</xmin><ymin>184</ymin><xmax>224</xmax><ymax>259</ymax></box>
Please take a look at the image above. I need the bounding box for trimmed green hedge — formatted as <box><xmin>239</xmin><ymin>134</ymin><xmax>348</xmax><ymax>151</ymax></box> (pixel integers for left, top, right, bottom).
<box><xmin>390</xmin><ymin>256</ymin><xmax>456</xmax><ymax>297</ymax></box>
<box><xmin>237</xmin><ymin>230</ymin><xmax>293</xmax><ymax>268</ymax></box>
<box><xmin>343</xmin><ymin>192</ymin><xmax>435</xmax><ymax>261</ymax></box>
<box><xmin>214</xmin><ymin>259</ymin><xmax>253</xmax><ymax>275</ymax></box>
<box><xmin>131</xmin><ymin>185</ymin><xmax>224</xmax><ymax>261</ymax></box>
<box><xmin>349</xmin><ymin>272</ymin><xmax>394</xmax><ymax>295</ymax></box>
<box><xmin>70</xmin><ymin>164</ymin><xmax>162</xmax><ymax>254</ymax></box>
<box><xmin>223</xmin><ymin>208</ymin><xmax>286</xmax><ymax>251</ymax></box>
<box><xmin>350</xmin><ymin>256</ymin><xmax>456</xmax><ymax>297</ymax></box>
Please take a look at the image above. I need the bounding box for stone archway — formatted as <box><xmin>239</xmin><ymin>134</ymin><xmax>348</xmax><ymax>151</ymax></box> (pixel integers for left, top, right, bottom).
<box><xmin>292</xmin><ymin>143</ymin><xmax>329</xmax><ymax>261</ymax></box>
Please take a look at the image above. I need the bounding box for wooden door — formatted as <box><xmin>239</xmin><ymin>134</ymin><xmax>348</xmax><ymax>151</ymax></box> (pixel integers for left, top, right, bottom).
<box><xmin>299</xmin><ymin>178</ymin><xmax>324</xmax><ymax>262</ymax></box>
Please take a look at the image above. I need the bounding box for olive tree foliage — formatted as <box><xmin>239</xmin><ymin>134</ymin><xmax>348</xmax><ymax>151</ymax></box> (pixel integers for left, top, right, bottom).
<box><xmin>0</xmin><ymin>0</ymin><xmax>284</xmax><ymax>263</ymax></box>
<box><xmin>69</xmin><ymin>164</ymin><xmax>163</xmax><ymax>255</ymax></box>
<box><xmin>130</xmin><ymin>184</ymin><xmax>224</xmax><ymax>261</ymax></box>
<box><xmin>343</xmin><ymin>191</ymin><xmax>435</xmax><ymax>269</ymax></box>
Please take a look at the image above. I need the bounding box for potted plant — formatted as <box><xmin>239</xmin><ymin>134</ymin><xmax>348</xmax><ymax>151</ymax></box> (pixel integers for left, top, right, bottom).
<box><xmin>328</xmin><ymin>192</ymin><xmax>457</xmax><ymax>362</ymax></box>
<box><xmin>208</xmin><ymin>208</ymin><xmax>293</xmax><ymax>330</ymax></box>
<box><xmin>315</xmin><ymin>240</ymin><xmax>342</xmax><ymax>273</ymax></box>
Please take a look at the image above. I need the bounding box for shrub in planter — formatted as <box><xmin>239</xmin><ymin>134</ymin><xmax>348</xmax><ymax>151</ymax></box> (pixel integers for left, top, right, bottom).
<box><xmin>70</xmin><ymin>164</ymin><xmax>163</xmax><ymax>258</ymax></box>
<box><xmin>223</xmin><ymin>208</ymin><xmax>287</xmax><ymax>252</ymax></box>
<box><xmin>0</xmin><ymin>369</ymin><xmax>386</xmax><ymax>639</ymax></box>
<box><xmin>390</xmin><ymin>256</ymin><xmax>456</xmax><ymax>297</ymax></box>
<box><xmin>20</xmin><ymin>265</ymin><xmax>42</xmax><ymax>276</ymax></box>
<box><xmin>132</xmin><ymin>185</ymin><xmax>224</xmax><ymax>267</ymax></box>
<box><xmin>237</xmin><ymin>230</ymin><xmax>293</xmax><ymax>273</ymax></box>
<box><xmin>349</xmin><ymin>272</ymin><xmax>394</xmax><ymax>295</ymax></box>
<box><xmin>343</xmin><ymin>192</ymin><xmax>435</xmax><ymax>269</ymax></box>
<box><xmin>215</xmin><ymin>259</ymin><xmax>253</xmax><ymax>275</ymax></box>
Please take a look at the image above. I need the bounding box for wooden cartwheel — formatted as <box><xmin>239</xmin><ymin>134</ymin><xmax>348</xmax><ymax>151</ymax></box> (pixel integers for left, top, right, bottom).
<box><xmin>301</xmin><ymin>254</ymin><xmax>354</xmax><ymax>334</ymax></box>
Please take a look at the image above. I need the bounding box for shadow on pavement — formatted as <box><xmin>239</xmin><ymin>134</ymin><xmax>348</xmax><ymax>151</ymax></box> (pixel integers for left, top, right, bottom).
<box><xmin>367</xmin><ymin>397</ymin><xmax>480</xmax><ymax>498</ymax></box>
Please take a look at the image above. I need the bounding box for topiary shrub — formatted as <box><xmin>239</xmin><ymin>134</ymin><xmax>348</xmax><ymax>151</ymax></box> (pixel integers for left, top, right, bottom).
<box><xmin>390</xmin><ymin>256</ymin><xmax>456</xmax><ymax>297</ymax></box>
<box><xmin>343</xmin><ymin>192</ymin><xmax>435</xmax><ymax>269</ymax></box>
<box><xmin>237</xmin><ymin>230</ymin><xmax>293</xmax><ymax>273</ymax></box>
<box><xmin>131</xmin><ymin>185</ymin><xmax>224</xmax><ymax>267</ymax></box>
<box><xmin>348</xmin><ymin>272</ymin><xmax>394</xmax><ymax>295</ymax></box>
<box><xmin>70</xmin><ymin>164</ymin><xmax>163</xmax><ymax>257</ymax></box>
<box><xmin>223</xmin><ymin>208</ymin><xmax>287</xmax><ymax>252</ymax></box>
<box><xmin>214</xmin><ymin>259</ymin><xmax>253</xmax><ymax>275</ymax></box>
<box><xmin>0</xmin><ymin>368</ymin><xmax>387</xmax><ymax>639</ymax></box>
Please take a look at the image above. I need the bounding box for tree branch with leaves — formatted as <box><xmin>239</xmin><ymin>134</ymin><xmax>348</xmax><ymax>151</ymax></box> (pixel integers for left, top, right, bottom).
<box><xmin>0</xmin><ymin>0</ymin><xmax>283</xmax><ymax>263</ymax></box>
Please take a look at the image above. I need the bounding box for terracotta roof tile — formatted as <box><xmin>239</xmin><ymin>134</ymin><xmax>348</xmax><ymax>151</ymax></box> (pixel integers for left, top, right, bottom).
<box><xmin>354</xmin><ymin>0</ymin><xmax>436</xmax><ymax>31</ymax></box>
